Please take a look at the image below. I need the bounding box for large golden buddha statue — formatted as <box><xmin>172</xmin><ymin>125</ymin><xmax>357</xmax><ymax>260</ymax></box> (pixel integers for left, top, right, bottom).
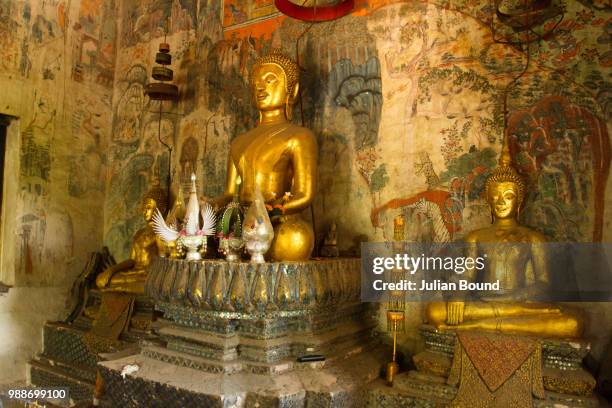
<box><xmin>215</xmin><ymin>50</ymin><xmax>317</xmax><ymax>261</ymax></box>
<box><xmin>425</xmin><ymin>142</ymin><xmax>584</xmax><ymax>339</ymax></box>
<box><xmin>96</xmin><ymin>181</ymin><xmax>167</xmax><ymax>294</ymax></box>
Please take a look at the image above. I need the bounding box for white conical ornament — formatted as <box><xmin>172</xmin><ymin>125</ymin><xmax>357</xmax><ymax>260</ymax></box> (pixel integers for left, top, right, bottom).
<box><xmin>150</xmin><ymin>173</ymin><xmax>216</xmax><ymax>262</ymax></box>
<box><xmin>184</xmin><ymin>173</ymin><xmax>200</xmax><ymax>236</ymax></box>
<box><xmin>242</xmin><ymin>186</ymin><xmax>274</xmax><ymax>263</ymax></box>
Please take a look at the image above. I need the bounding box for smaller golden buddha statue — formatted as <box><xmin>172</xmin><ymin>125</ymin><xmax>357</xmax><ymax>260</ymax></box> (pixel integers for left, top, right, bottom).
<box><xmin>320</xmin><ymin>222</ymin><xmax>339</xmax><ymax>257</ymax></box>
<box><xmin>425</xmin><ymin>142</ymin><xmax>584</xmax><ymax>339</ymax></box>
<box><xmin>96</xmin><ymin>181</ymin><xmax>167</xmax><ymax>294</ymax></box>
<box><xmin>213</xmin><ymin>50</ymin><xmax>317</xmax><ymax>261</ymax></box>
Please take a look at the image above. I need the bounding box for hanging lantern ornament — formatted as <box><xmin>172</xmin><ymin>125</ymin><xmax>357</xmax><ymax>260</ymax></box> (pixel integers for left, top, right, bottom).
<box><xmin>145</xmin><ymin>40</ymin><xmax>179</xmax><ymax>101</ymax></box>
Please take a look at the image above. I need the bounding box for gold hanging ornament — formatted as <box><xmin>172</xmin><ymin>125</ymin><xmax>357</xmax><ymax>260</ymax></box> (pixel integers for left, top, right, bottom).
<box><xmin>385</xmin><ymin>214</ymin><xmax>407</xmax><ymax>386</ymax></box>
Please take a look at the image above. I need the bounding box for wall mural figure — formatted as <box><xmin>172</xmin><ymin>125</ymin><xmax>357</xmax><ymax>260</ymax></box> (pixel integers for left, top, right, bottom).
<box><xmin>331</xmin><ymin>57</ymin><xmax>382</xmax><ymax>150</ymax></box>
<box><xmin>72</xmin><ymin>0</ymin><xmax>117</xmax><ymax>87</ymax></box>
<box><xmin>120</xmin><ymin>0</ymin><xmax>196</xmax><ymax>48</ymax></box>
<box><xmin>508</xmin><ymin>95</ymin><xmax>610</xmax><ymax>242</ymax></box>
<box><xmin>179</xmin><ymin>136</ymin><xmax>199</xmax><ymax>186</ymax></box>
<box><xmin>112</xmin><ymin>64</ymin><xmax>148</xmax><ymax>147</ymax></box>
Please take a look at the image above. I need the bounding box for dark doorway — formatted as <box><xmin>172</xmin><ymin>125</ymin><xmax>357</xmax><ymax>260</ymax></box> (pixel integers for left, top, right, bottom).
<box><xmin>0</xmin><ymin>115</ymin><xmax>8</xmax><ymax>228</ymax></box>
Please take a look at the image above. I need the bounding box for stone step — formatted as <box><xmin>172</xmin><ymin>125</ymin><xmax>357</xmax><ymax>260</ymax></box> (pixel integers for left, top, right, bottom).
<box><xmin>141</xmin><ymin>345</ymin><xmax>246</xmax><ymax>374</ymax></box>
<box><xmin>33</xmin><ymin>355</ymin><xmax>97</xmax><ymax>383</ymax></box>
<box><xmin>28</xmin><ymin>358</ymin><xmax>95</xmax><ymax>403</ymax></box>
<box><xmin>143</xmin><ymin>327</ymin><xmax>380</xmax><ymax>376</ymax></box>
<box><xmin>157</xmin><ymin>318</ymin><xmax>376</xmax><ymax>365</ymax></box>
<box><xmin>98</xmin><ymin>344</ymin><xmax>387</xmax><ymax>407</ymax></box>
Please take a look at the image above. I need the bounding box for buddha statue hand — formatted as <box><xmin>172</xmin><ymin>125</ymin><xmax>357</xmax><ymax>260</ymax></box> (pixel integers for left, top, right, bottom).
<box><xmin>446</xmin><ymin>301</ymin><xmax>465</xmax><ymax>325</ymax></box>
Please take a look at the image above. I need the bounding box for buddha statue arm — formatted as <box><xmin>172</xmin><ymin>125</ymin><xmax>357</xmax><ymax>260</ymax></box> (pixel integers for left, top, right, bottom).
<box><xmin>488</xmin><ymin>234</ymin><xmax>551</xmax><ymax>302</ymax></box>
<box><xmin>523</xmin><ymin>234</ymin><xmax>551</xmax><ymax>300</ymax></box>
<box><xmin>445</xmin><ymin>234</ymin><xmax>480</xmax><ymax>325</ymax></box>
<box><xmin>463</xmin><ymin>234</ymin><xmax>479</xmax><ymax>284</ymax></box>
<box><xmin>95</xmin><ymin>259</ymin><xmax>136</xmax><ymax>288</ymax></box>
<box><xmin>283</xmin><ymin>133</ymin><xmax>317</xmax><ymax>214</ymax></box>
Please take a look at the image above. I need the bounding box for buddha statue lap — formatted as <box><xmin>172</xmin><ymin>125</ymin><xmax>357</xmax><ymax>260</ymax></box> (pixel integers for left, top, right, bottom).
<box><xmin>425</xmin><ymin>144</ymin><xmax>584</xmax><ymax>339</ymax></box>
<box><xmin>214</xmin><ymin>50</ymin><xmax>317</xmax><ymax>261</ymax></box>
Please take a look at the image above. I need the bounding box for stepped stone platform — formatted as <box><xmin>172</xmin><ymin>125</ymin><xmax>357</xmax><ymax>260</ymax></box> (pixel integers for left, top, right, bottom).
<box><xmin>99</xmin><ymin>342</ymin><xmax>386</xmax><ymax>407</ymax></box>
<box><xmin>98</xmin><ymin>258</ymin><xmax>384</xmax><ymax>407</ymax></box>
<box><xmin>28</xmin><ymin>290</ymin><xmax>158</xmax><ymax>405</ymax></box>
<box><xmin>365</xmin><ymin>325</ymin><xmax>602</xmax><ymax>408</ymax></box>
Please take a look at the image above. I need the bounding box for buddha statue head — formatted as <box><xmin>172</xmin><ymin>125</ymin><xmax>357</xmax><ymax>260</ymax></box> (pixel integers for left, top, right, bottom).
<box><xmin>143</xmin><ymin>172</ymin><xmax>168</xmax><ymax>223</ymax></box>
<box><xmin>251</xmin><ymin>50</ymin><xmax>300</xmax><ymax>121</ymax></box>
<box><xmin>485</xmin><ymin>137</ymin><xmax>525</xmax><ymax>221</ymax></box>
<box><xmin>142</xmin><ymin>198</ymin><xmax>158</xmax><ymax>224</ymax></box>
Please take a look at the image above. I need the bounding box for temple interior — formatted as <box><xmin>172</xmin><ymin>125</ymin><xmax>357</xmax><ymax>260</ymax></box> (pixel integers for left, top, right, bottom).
<box><xmin>0</xmin><ymin>0</ymin><xmax>611</xmax><ymax>406</ymax></box>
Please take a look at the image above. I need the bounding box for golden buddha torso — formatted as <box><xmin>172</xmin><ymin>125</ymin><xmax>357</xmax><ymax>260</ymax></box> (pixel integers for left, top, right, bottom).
<box><xmin>218</xmin><ymin>51</ymin><xmax>317</xmax><ymax>261</ymax></box>
<box><xmin>465</xmin><ymin>224</ymin><xmax>548</xmax><ymax>301</ymax></box>
<box><xmin>230</xmin><ymin>122</ymin><xmax>315</xmax><ymax>205</ymax></box>
<box><xmin>128</xmin><ymin>226</ymin><xmax>158</xmax><ymax>270</ymax></box>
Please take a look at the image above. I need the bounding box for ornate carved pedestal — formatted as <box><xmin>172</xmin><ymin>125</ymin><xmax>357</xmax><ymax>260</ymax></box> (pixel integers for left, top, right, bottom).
<box><xmin>28</xmin><ymin>290</ymin><xmax>157</xmax><ymax>404</ymax></box>
<box><xmin>366</xmin><ymin>325</ymin><xmax>601</xmax><ymax>407</ymax></box>
<box><xmin>98</xmin><ymin>258</ymin><xmax>383</xmax><ymax>407</ymax></box>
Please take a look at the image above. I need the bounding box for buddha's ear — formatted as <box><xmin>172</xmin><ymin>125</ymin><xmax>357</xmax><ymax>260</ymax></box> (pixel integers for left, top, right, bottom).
<box><xmin>290</xmin><ymin>82</ymin><xmax>300</xmax><ymax>102</ymax></box>
<box><xmin>285</xmin><ymin>83</ymin><xmax>299</xmax><ymax>121</ymax></box>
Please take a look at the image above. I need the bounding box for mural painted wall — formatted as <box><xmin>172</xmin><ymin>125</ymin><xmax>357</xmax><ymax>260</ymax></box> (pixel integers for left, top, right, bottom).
<box><xmin>0</xmin><ymin>0</ymin><xmax>117</xmax><ymax>381</ymax></box>
<box><xmin>1</xmin><ymin>0</ymin><xmax>116</xmax><ymax>287</ymax></box>
<box><xmin>104</xmin><ymin>0</ymin><xmax>611</xmax><ymax>355</ymax></box>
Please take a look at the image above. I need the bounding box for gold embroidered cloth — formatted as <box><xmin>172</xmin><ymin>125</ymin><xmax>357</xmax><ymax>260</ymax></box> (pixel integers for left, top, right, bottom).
<box><xmin>448</xmin><ymin>331</ymin><xmax>545</xmax><ymax>408</ymax></box>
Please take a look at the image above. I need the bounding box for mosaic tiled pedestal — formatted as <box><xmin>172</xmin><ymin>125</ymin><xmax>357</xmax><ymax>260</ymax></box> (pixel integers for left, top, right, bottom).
<box><xmin>365</xmin><ymin>325</ymin><xmax>601</xmax><ymax>408</ymax></box>
<box><xmin>28</xmin><ymin>290</ymin><xmax>157</xmax><ymax>404</ymax></box>
<box><xmin>99</xmin><ymin>258</ymin><xmax>383</xmax><ymax>407</ymax></box>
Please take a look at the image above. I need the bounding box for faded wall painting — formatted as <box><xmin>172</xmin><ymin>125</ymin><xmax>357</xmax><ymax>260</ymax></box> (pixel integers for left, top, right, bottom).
<box><xmin>0</xmin><ymin>0</ymin><xmax>117</xmax><ymax>287</ymax></box>
<box><xmin>104</xmin><ymin>0</ymin><xmax>610</xmax><ymax>264</ymax></box>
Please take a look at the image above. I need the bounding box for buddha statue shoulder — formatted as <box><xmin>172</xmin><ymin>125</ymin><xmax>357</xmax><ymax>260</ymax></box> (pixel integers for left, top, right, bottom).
<box><xmin>425</xmin><ymin>143</ymin><xmax>584</xmax><ymax>339</ymax></box>
<box><xmin>96</xmin><ymin>179</ymin><xmax>168</xmax><ymax>294</ymax></box>
<box><xmin>215</xmin><ymin>50</ymin><xmax>317</xmax><ymax>261</ymax></box>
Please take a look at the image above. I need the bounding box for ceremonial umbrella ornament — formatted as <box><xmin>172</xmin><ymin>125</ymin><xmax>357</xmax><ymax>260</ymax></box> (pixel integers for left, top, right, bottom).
<box><xmin>145</xmin><ymin>39</ymin><xmax>179</xmax><ymax>101</ymax></box>
<box><xmin>145</xmin><ymin>32</ymin><xmax>179</xmax><ymax>210</ymax></box>
<box><xmin>274</xmin><ymin>0</ymin><xmax>354</xmax><ymax>22</ymax></box>
<box><xmin>152</xmin><ymin>174</ymin><xmax>216</xmax><ymax>261</ymax></box>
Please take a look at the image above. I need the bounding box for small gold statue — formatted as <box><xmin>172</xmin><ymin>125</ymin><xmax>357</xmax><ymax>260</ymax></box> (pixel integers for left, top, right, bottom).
<box><xmin>96</xmin><ymin>181</ymin><xmax>167</xmax><ymax>294</ymax></box>
<box><xmin>214</xmin><ymin>50</ymin><xmax>317</xmax><ymax>261</ymax></box>
<box><xmin>320</xmin><ymin>222</ymin><xmax>339</xmax><ymax>257</ymax></box>
<box><xmin>425</xmin><ymin>141</ymin><xmax>583</xmax><ymax>339</ymax></box>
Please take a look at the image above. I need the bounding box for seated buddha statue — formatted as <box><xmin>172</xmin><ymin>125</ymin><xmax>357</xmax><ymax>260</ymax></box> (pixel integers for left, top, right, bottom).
<box><xmin>425</xmin><ymin>144</ymin><xmax>584</xmax><ymax>339</ymax></box>
<box><xmin>213</xmin><ymin>50</ymin><xmax>317</xmax><ymax>261</ymax></box>
<box><xmin>96</xmin><ymin>182</ymin><xmax>167</xmax><ymax>294</ymax></box>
